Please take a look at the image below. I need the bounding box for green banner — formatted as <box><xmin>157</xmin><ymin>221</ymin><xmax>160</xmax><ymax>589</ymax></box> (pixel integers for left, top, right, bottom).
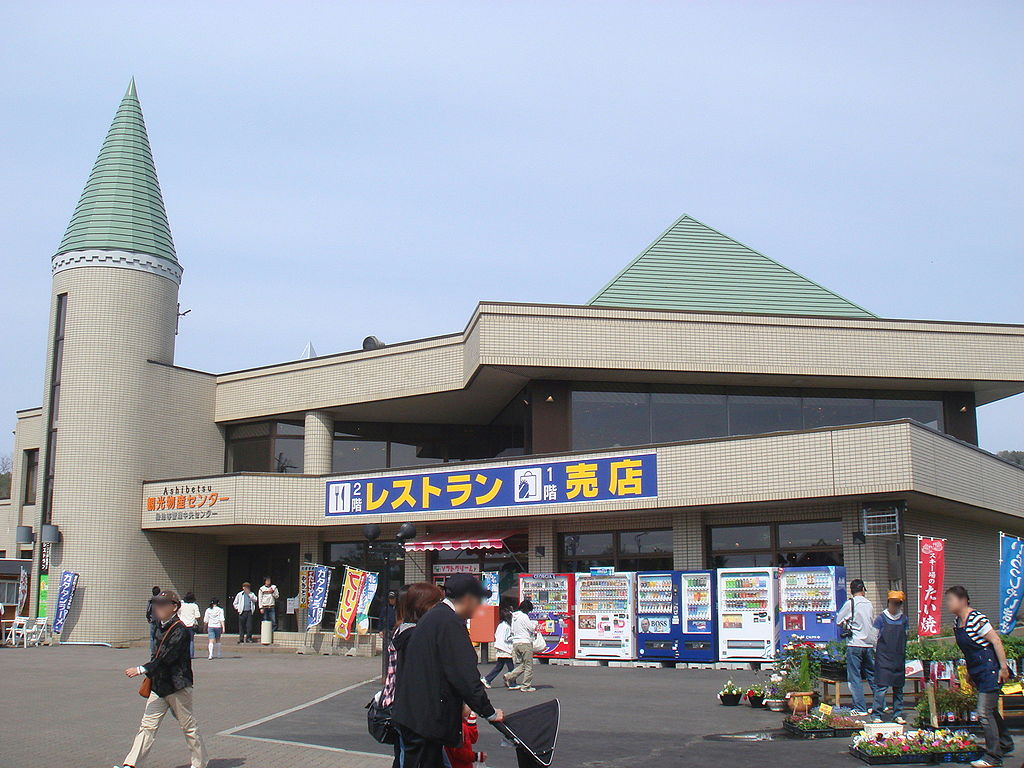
<box><xmin>37</xmin><ymin>574</ymin><xmax>48</xmax><ymax>618</ymax></box>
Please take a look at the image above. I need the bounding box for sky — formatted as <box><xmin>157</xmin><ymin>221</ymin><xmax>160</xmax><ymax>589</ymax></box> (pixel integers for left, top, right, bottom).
<box><xmin>1</xmin><ymin>2</ymin><xmax>1021</xmax><ymax>456</ymax></box>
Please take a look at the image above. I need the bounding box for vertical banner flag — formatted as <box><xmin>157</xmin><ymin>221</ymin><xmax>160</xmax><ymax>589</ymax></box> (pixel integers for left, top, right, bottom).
<box><xmin>52</xmin><ymin>570</ymin><xmax>80</xmax><ymax>634</ymax></box>
<box><xmin>335</xmin><ymin>566</ymin><xmax>369</xmax><ymax>640</ymax></box>
<box><xmin>482</xmin><ymin>572</ymin><xmax>500</xmax><ymax>607</ymax></box>
<box><xmin>305</xmin><ymin>565</ymin><xmax>331</xmax><ymax>630</ymax></box>
<box><xmin>355</xmin><ymin>571</ymin><xmax>379</xmax><ymax>636</ymax></box>
<box><xmin>917</xmin><ymin>537</ymin><xmax>945</xmax><ymax>637</ymax></box>
<box><xmin>17</xmin><ymin>567</ymin><xmax>29</xmax><ymax>613</ymax></box>
<box><xmin>999</xmin><ymin>533</ymin><xmax>1024</xmax><ymax>634</ymax></box>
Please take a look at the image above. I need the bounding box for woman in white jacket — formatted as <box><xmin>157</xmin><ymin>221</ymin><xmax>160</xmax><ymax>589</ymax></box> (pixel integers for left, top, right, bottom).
<box><xmin>481</xmin><ymin>602</ymin><xmax>515</xmax><ymax>688</ymax></box>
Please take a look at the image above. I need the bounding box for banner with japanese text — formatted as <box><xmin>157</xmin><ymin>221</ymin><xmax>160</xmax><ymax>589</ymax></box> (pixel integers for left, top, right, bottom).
<box><xmin>999</xmin><ymin>533</ymin><xmax>1024</xmax><ymax>634</ymax></box>
<box><xmin>305</xmin><ymin>565</ymin><xmax>331</xmax><ymax>630</ymax></box>
<box><xmin>326</xmin><ymin>453</ymin><xmax>656</xmax><ymax>517</ymax></box>
<box><xmin>335</xmin><ymin>567</ymin><xmax>369</xmax><ymax>640</ymax></box>
<box><xmin>917</xmin><ymin>537</ymin><xmax>945</xmax><ymax>637</ymax></box>
<box><xmin>355</xmin><ymin>571</ymin><xmax>379</xmax><ymax>635</ymax></box>
<box><xmin>52</xmin><ymin>570</ymin><xmax>79</xmax><ymax>635</ymax></box>
<box><xmin>18</xmin><ymin>567</ymin><xmax>28</xmax><ymax>613</ymax></box>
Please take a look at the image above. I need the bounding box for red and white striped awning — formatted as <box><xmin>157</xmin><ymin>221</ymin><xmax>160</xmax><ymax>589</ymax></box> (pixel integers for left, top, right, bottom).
<box><xmin>405</xmin><ymin>531</ymin><xmax>521</xmax><ymax>552</ymax></box>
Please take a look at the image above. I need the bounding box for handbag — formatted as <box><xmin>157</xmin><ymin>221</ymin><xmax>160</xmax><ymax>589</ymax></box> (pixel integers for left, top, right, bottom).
<box><xmin>365</xmin><ymin>693</ymin><xmax>397</xmax><ymax>744</ymax></box>
<box><xmin>139</xmin><ymin>619</ymin><xmax>181</xmax><ymax>698</ymax></box>
<box><xmin>532</xmin><ymin>633</ymin><xmax>547</xmax><ymax>653</ymax></box>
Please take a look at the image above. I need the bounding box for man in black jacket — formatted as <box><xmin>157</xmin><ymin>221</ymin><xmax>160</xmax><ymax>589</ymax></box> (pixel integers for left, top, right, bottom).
<box><xmin>118</xmin><ymin>590</ymin><xmax>208</xmax><ymax>768</ymax></box>
<box><xmin>393</xmin><ymin>574</ymin><xmax>504</xmax><ymax>768</ymax></box>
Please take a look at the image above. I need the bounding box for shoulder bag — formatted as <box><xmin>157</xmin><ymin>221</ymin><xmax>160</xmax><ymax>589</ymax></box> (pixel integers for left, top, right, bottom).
<box><xmin>139</xmin><ymin>620</ymin><xmax>181</xmax><ymax>698</ymax></box>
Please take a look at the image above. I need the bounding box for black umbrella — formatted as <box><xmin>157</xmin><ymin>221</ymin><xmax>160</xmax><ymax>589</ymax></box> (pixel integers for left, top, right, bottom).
<box><xmin>489</xmin><ymin>699</ymin><xmax>560</xmax><ymax>768</ymax></box>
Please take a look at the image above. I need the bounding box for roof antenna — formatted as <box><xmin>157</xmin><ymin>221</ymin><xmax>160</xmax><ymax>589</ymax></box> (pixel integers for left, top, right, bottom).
<box><xmin>300</xmin><ymin>341</ymin><xmax>318</xmax><ymax>359</ymax></box>
<box><xmin>176</xmin><ymin>304</ymin><xmax>191</xmax><ymax>335</ymax></box>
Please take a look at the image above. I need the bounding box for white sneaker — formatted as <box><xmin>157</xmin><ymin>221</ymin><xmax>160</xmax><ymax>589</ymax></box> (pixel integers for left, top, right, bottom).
<box><xmin>849</xmin><ymin>709</ymin><xmax>869</xmax><ymax>717</ymax></box>
<box><xmin>894</xmin><ymin>716</ymin><xmax>906</xmax><ymax>725</ymax></box>
<box><xmin>969</xmin><ymin>759</ymin><xmax>999</xmax><ymax>768</ymax></box>
<box><xmin>520</xmin><ymin>686</ymin><xmax>537</xmax><ymax>692</ymax></box>
<box><xmin>481</xmin><ymin>676</ymin><xmax>491</xmax><ymax>689</ymax></box>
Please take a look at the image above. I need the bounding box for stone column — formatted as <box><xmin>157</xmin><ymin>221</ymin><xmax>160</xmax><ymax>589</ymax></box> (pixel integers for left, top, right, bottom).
<box><xmin>304</xmin><ymin>411</ymin><xmax>334</xmax><ymax>474</ymax></box>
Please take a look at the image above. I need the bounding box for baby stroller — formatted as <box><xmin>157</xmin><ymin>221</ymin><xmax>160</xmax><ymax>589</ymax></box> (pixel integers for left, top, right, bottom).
<box><xmin>489</xmin><ymin>699</ymin><xmax>560</xmax><ymax>768</ymax></box>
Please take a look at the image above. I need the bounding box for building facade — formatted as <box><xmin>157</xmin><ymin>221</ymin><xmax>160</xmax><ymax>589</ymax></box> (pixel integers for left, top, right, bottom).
<box><xmin>4</xmin><ymin>83</ymin><xmax>1024</xmax><ymax>644</ymax></box>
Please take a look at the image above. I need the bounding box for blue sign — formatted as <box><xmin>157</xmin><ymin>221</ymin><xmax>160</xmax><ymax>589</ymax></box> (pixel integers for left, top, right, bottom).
<box><xmin>325</xmin><ymin>453</ymin><xmax>656</xmax><ymax>517</ymax></box>
<box><xmin>52</xmin><ymin>570</ymin><xmax>79</xmax><ymax>635</ymax></box>
<box><xmin>999</xmin><ymin>533</ymin><xmax>1024</xmax><ymax>634</ymax></box>
<box><xmin>590</xmin><ymin>566</ymin><xmax>615</xmax><ymax>577</ymax></box>
<box><xmin>306</xmin><ymin>565</ymin><xmax>331</xmax><ymax>630</ymax></box>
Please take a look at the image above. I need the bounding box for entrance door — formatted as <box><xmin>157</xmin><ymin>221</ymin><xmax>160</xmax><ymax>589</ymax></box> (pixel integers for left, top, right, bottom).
<box><xmin>226</xmin><ymin>544</ymin><xmax>300</xmax><ymax>633</ymax></box>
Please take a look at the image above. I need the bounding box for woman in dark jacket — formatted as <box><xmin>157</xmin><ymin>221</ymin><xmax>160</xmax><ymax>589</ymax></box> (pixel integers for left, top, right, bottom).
<box><xmin>871</xmin><ymin>590</ymin><xmax>909</xmax><ymax>723</ymax></box>
<box><xmin>119</xmin><ymin>590</ymin><xmax>208</xmax><ymax>768</ymax></box>
<box><xmin>382</xmin><ymin>582</ymin><xmax>444</xmax><ymax>768</ymax></box>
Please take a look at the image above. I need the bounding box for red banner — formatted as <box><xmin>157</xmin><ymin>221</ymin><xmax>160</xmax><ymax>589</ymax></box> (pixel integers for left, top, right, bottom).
<box><xmin>334</xmin><ymin>567</ymin><xmax>368</xmax><ymax>640</ymax></box>
<box><xmin>917</xmin><ymin>537</ymin><xmax>946</xmax><ymax>636</ymax></box>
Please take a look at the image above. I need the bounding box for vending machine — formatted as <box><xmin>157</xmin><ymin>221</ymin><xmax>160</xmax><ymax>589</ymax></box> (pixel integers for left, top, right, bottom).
<box><xmin>518</xmin><ymin>573</ymin><xmax>575</xmax><ymax>659</ymax></box>
<box><xmin>716</xmin><ymin>567</ymin><xmax>779</xmax><ymax>662</ymax></box>
<box><xmin>636</xmin><ymin>570</ymin><xmax>717</xmax><ymax>662</ymax></box>
<box><xmin>574</xmin><ymin>571</ymin><xmax>637</xmax><ymax>660</ymax></box>
<box><xmin>778</xmin><ymin>566</ymin><xmax>846</xmax><ymax>647</ymax></box>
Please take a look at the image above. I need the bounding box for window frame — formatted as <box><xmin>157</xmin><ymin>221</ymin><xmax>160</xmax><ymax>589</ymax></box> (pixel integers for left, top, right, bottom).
<box><xmin>706</xmin><ymin>519</ymin><xmax>844</xmax><ymax>569</ymax></box>
<box><xmin>558</xmin><ymin>528</ymin><xmax>673</xmax><ymax>572</ymax></box>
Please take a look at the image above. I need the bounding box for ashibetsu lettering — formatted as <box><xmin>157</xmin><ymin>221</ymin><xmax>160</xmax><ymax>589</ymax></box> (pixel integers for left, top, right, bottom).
<box><xmin>324</xmin><ymin>453</ymin><xmax>657</xmax><ymax>516</ymax></box>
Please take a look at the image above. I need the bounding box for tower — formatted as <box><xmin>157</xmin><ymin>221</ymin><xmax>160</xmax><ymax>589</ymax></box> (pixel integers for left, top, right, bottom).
<box><xmin>34</xmin><ymin>80</ymin><xmax>215</xmax><ymax>642</ymax></box>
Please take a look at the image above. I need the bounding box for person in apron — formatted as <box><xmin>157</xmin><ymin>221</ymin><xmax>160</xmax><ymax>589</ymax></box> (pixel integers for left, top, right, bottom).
<box><xmin>946</xmin><ymin>585</ymin><xmax>1013</xmax><ymax>768</ymax></box>
<box><xmin>871</xmin><ymin>590</ymin><xmax>909</xmax><ymax>723</ymax></box>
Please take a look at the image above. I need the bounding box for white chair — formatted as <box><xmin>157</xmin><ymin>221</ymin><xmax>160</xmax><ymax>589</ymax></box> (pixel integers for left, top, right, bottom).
<box><xmin>26</xmin><ymin>618</ymin><xmax>49</xmax><ymax>646</ymax></box>
<box><xmin>7</xmin><ymin>616</ymin><xmax>29</xmax><ymax>647</ymax></box>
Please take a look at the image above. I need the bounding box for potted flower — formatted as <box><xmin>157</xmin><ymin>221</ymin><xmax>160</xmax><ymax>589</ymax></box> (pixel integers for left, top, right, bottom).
<box><xmin>850</xmin><ymin>729</ymin><xmax>981</xmax><ymax>765</ymax></box>
<box><xmin>745</xmin><ymin>683</ymin><xmax>766</xmax><ymax>708</ymax></box>
<box><xmin>762</xmin><ymin>680</ymin><xmax>786</xmax><ymax>711</ymax></box>
<box><xmin>718</xmin><ymin>680</ymin><xmax>743</xmax><ymax>706</ymax></box>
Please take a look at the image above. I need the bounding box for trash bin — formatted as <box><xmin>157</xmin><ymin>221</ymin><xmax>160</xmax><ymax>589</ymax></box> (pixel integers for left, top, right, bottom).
<box><xmin>261</xmin><ymin>620</ymin><xmax>273</xmax><ymax>645</ymax></box>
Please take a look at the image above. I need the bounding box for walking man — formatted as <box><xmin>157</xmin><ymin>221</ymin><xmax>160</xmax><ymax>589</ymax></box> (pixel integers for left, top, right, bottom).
<box><xmin>116</xmin><ymin>590</ymin><xmax>208</xmax><ymax>768</ymax></box>
<box><xmin>393</xmin><ymin>574</ymin><xmax>504</xmax><ymax>768</ymax></box>
<box><xmin>946</xmin><ymin>585</ymin><xmax>1013</xmax><ymax>768</ymax></box>
<box><xmin>146</xmin><ymin>586</ymin><xmax>161</xmax><ymax>655</ymax></box>
<box><xmin>233</xmin><ymin>582</ymin><xmax>256</xmax><ymax>643</ymax></box>
<box><xmin>836</xmin><ymin>578</ymin><xmax>879</xmax><ymax>717</ymax></box>
<box><xmin>258</xmin><ymin>576</ymin><xmax>280</xmax><ymax>630</ymax></box>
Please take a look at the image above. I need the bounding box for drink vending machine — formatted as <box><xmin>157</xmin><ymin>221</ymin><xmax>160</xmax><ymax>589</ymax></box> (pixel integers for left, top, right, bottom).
<box><xmin>518</xmin><ymin>573</ymin><xmax>575</xmax><ymax>659</ymax></box>
<box><xmin>574</xmin><ymin>571</ymin><xmax>637</xmax><ymax>660</ymax></box>
<box><xmin>636</xmin><ymin>570</ymin><xmax>717</xmax><ymax>662</ymax></box>
<box><xmin>778</xmin><ymin>566</ymin><xmax>846</xmax><ymax>647</ymax></box>
<box><xmin>716</xmin><ymin>567</ymin><xmax>779</xmax><ymax>662</ymax></box>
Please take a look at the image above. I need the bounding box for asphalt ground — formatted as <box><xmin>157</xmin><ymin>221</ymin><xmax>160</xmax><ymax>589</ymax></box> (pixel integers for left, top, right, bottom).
<box><xmin>4</xmin><ymin>645</ymin><xmax>1023</xmax><ymax>768</ymax></box>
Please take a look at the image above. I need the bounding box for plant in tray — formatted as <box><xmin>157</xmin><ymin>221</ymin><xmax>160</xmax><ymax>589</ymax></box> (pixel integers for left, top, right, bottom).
<box><xmin>851</xmin><ymin>730</ymin><xmax>979</xmax><ymax>761</ymax></box>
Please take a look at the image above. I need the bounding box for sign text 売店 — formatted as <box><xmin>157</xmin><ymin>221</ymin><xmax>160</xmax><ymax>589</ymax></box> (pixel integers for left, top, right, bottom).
<box><xmin>325</xmin><ymin>453</ymin><xmax>657</xmax><ymax>517</ymax></box>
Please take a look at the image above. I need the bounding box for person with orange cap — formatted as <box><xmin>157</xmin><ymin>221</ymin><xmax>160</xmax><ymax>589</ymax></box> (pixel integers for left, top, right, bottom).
<box><xmin>871</xmin><ymin>590</ymin><xmax>909</xmax><ymax>723</ymax></box>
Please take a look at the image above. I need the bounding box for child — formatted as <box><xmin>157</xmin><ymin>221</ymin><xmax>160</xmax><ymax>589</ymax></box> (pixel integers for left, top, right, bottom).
<box><xmin>444</xmin><ymin>705</ymin><xmax>487</xmax><ymax>768</ymax></box>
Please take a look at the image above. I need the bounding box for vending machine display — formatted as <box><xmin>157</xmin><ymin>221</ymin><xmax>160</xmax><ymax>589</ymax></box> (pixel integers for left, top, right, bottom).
<box><xmin>716</xmin><ymin>567</ymin><xmax>779</xmax><ymax>661</ymax></box>
<box><xmin>778</xmin><ymin>566</ymin><xmax>846</xmax><ymax>647</ymax></box>
<box><xmin>575</xmin><ymin>572</ymin><xmax>637</xmax><ymax>660</ymax></box>
<box><xmin>636</xmin><ymin>570</ymin><xmax>717</xmax><ymax>661</ymax></box>
<box><xmin>519</xmin><ymin>573</ymin><xmax>575</xmax><ymax>658</ymax></box>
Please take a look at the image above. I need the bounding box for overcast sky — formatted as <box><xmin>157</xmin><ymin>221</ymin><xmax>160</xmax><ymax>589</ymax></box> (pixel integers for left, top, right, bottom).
<box><xmin>1</xmin><ymin>2</ymin><xmax>1021</xmax><ymax>456</ymax></box>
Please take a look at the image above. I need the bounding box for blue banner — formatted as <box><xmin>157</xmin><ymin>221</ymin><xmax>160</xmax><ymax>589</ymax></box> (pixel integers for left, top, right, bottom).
<box><xmin>52</xmin><ymin>570</ymin><xmax>79</xmax><ymax>635</ymax></box>
<box><xmin>306</xmin><ymin>565</ymin><xmax>331</xmax><ymax>630</ymax></box>
<box><xmin>999</xmin><ymin>533</ymin><xmax>1024</xmax><ymax>634</ymax></box>
<box><xmin>325</xmin><ymin>453</ymin><xmax>657</xmax><ymax>517</ymax></box>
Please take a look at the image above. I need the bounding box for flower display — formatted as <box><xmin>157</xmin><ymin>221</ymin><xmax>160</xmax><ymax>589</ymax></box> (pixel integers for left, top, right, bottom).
<box><xmin>719</xmin><ymin>680</ymin><xmax>743</xmax><ymax>696</ymax></box>
<box><xmin>851</xmin><ymin>729</ymin><xmax>979</xmax><ymax>756</ymax></box>
<box><xmin>787</xmin><ymin>714</ymin><xmax>832</xmax><ymax>731</ymax></box>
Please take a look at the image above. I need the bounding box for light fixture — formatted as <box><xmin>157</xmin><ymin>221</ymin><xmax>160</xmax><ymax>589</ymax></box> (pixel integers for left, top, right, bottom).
<box><xmin>363</xmin><ymin>523</ymin><xmax>381</xmax><ymax>542</ymax></box>
<box><xmin>396</xmin><ymin>522</ymin><xmax>417</xmax><ymax>541</ymax></box>
<box><xmin>544</xmin><ymin>395</ymin><xmax>555</xmax><ymax>403</ymax></box>
<box><xmin>41</xmin><ymin>524</ymin><xmax>61</xmax><ymax>544</ymax></box>
<box><xmin>852</xmin><ymin>532</ymin><xmax>867</xmax><ymax>545</ymax></box>
<box><xmin>535</xmin><ymin>546</ymin><xmax>546</xmax><ymax>558</ymax></box>
<box><xmin>959</xmin><ymin>405</ymin><xmax>968</xmax><ymax>413</ymax></box>
<box><xmin>15</xmin><ymin>526</ymin><xmax>34</xmax><ymax>545</ymax></box>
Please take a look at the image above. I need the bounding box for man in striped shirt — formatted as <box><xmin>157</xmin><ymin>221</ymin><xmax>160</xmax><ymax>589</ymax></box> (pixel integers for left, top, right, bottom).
<box><xmin>946</xmin><ymin>585</ymin><xmax>1013</xmax><ymax>768</ymax></box>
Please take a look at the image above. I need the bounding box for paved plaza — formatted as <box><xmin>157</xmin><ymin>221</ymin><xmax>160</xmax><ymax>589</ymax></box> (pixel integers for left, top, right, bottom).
<box><xmin>3</xmin><ymin>645</ymin><xmax>1022</xmax><ymax>768</ymax></box>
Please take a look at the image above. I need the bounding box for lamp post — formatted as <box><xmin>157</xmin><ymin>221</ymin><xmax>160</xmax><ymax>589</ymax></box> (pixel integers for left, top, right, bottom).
<box><xmin>364</xmin><ymin>522</ymin><xmax>416</xmax><ymax>677</ymax></box>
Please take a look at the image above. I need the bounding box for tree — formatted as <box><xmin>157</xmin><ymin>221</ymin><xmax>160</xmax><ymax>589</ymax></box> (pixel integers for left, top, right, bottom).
<box><xmin>0</xmin><ymin>453</ymin><xmax>11</xmax><ymax>499</ymax></box>
<box><xmin>998</xmin><ymin>451</ymin><xmax>1024</xmax><ymax>468</ymax></box>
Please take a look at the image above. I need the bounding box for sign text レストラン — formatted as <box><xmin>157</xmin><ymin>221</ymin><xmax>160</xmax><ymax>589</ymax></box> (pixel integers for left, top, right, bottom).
<box><xmin>325</xmin><ymin>453</ymin><xmax>657</xmax><ymax>516</ymax></box>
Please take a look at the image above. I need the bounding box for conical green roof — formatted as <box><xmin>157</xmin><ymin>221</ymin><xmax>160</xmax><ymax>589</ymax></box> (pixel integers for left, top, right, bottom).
<box><xmin>55</xmin><ymin>79</ymin><xmax>177</xmax><ymax>265</ymax></box>
<box><xmin>588</xmin><ymin>214</ymin><xmax>874</xmax><ymax>317</ymax></box>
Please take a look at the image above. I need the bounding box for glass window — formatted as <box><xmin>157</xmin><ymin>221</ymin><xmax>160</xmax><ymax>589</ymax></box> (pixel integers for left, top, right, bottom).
<box><xmin>333</xmin><ymin>438</ymin><xmax>388</xmax><ymax>472</ymax></box>
<box><xmin>619</xmin><ymin>529</ymin><xmax>673</xmax><ymax>554</ymax></box>
<box><xmin>778</xmin><ymin>521</ymin><xmax>843</xmax><ymax>548</ymax></box>
<box><xmin>710</xmin><ymin>525</ymin><xmax>771</xmax><ymax>551</ymax></box>
<box><xmin>561</xmin><ymin>533</ymin><xmax>614</xmax><ymax>558</ymax></box>
<box><xmin>276</xmin><ymin>422</ymin><xmax>305</xmax><ymax>436</ymax></box>
<box><xmin>571</xmin><ymin>390</ymin><xmax>651</xmax><ymax>450</ymax></box>
<box><xmin>389</xmin><ymin>441</ymin><xmax>439</xmax><ymax>468</ymax></box>
<box><xmin>651</xmin><ymin>392</ymin><xmax>728</xmax><ymax>442</ymax></box>
<box><xmin>778</xmin><ymin>550</ymin><xmax>843</xmax><ymax>567</ymax></box>
<box><xmin>619</xmin><ymin>556</ymin><xmax>674</xmax><ymax>572</ymax></box>
<box><xmin>874</xmin><ymin>399</ymin><xmax>943</xmax><ymax>430</ymax></box>
<box><xmin>729</xmin><ymin>395</ymin><xmax>803</xmax><ymax>436</ymax></box>
<box><xmin>803</xmin><ymin>397</ymin><xmax>875</xmax><ymax>429</ymax></box>
<box><xmin>228</xmin><ymin>422</ymin><xmax>272</xmax><ymax>440</ymax></box>
<box><xmin>711</xmin><ymin>552</ymin><xmax>775</xmax><ymax>568</ymax></box>
<box><xmin>23</xmin><ymin>449</ymin><xmax>38</xmax><ymax>505</ymax></box>
<box><xmin>273</xmin><ymin>437</ymin><xmax>303</xmax><ymax>473</ymax></box>
<box><xmin>228</xmin><ymin>438</ymin><xmax>271</xmax><ymax>472</ymax></box>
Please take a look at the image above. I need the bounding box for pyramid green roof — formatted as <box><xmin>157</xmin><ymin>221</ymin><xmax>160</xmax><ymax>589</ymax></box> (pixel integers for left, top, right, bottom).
<box><xmin>55</xmin><ymin>79</ymin><xmax>177</xmax><ymax>265</ymax></box>
<box><xmin>588</xmin><ymin>214</ymin><xmax>874</xmax><ymax>317</ymax></box>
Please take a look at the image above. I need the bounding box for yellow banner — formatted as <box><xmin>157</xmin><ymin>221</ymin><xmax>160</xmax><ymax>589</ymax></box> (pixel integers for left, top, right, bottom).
<box><xmin>335</xmin><ymin>567</ymin><xmax>368</xmax><ymax>640</ymax></box>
